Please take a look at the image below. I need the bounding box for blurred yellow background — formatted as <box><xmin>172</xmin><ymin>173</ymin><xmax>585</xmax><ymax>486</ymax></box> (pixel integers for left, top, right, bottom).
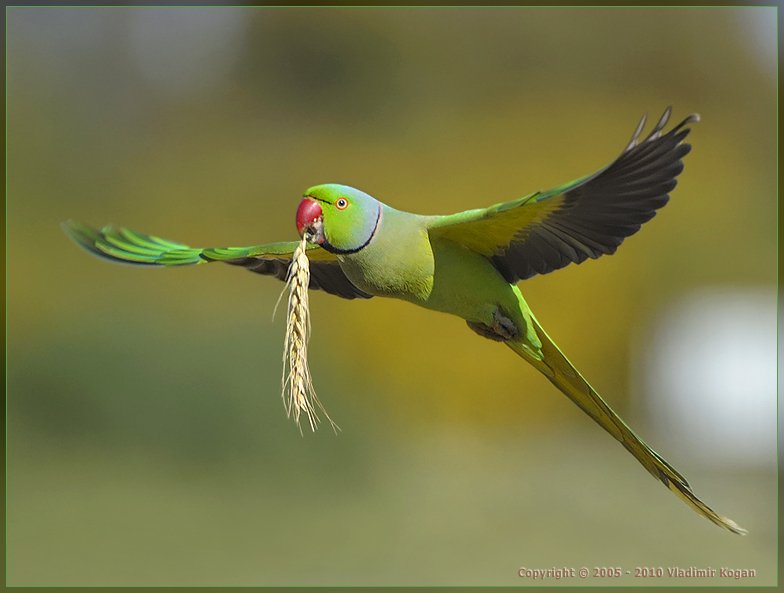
<box><xmin>7</xmin><ymin>6</ymin><xmax>776</xmax><ymax>586</ymax></box>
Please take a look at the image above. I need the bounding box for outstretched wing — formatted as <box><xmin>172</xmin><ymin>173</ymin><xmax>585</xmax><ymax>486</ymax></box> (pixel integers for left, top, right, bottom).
<box><xmin>428</xmin><ymin>108</ymin><xmax>699</xmax><ymax>283</ymax></box>
<box><xmin>62</xmin><ymin>220</ymin><xmax>372</xmax><ymax>300</ymax></box>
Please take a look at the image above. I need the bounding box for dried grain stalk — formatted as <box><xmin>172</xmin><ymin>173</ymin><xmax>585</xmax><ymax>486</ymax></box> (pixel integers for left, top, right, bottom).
<box><xmin>280</xmin><ymin>236</ymin><xmax>338</xmax><ymax>433</ymax></box>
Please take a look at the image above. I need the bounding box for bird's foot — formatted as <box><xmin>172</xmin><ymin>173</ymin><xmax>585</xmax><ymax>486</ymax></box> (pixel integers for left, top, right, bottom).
<box><xmin>466</xmin><ymin>308</ymin><xmax>519</xmax><ymax>342</ymax></box>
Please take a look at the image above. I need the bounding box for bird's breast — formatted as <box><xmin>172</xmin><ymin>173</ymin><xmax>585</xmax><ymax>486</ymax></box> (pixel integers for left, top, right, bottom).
<box><xmin>336</xmin><ymin>207</ymin><xmax>436</xmax><ymax>302</ymax></box>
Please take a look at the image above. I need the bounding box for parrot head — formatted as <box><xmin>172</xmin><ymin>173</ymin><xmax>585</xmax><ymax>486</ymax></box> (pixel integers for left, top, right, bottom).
<box><xmin>296</xmin><ymin>184</ymin><xmax>381</xmax><ymax>254</ymax></box>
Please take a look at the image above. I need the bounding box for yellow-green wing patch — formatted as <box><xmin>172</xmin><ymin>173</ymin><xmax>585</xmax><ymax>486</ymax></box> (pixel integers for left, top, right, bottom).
<box><xmin>428</xmin><ymin>191</ymin><xmax>564</xmax><ymax>257</ymax></box>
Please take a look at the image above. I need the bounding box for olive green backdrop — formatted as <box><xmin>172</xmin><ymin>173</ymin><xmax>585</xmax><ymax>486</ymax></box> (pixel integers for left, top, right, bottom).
<box><xmin>7</xmin><ymin>6</ymin><xmax>777</xmax><ymax>586</ymax></box>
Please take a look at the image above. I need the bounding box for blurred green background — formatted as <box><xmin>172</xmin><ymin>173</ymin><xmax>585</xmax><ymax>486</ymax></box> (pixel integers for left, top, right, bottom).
<box><xmin>7</xmin><ymin>6</ymin><xmax>777</xmax><ymax>587</ymax></box>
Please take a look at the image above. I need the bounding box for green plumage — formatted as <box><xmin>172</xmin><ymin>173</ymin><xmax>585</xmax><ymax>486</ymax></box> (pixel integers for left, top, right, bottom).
<box><xmin>64</xmin><ymin>108</ymin><xmax>746</xmax><ymax>535</ymax></box>
<box><xmin>62</xmin><ymin>220</ymin><xmax>369</xmax><ymax>299</ymax></box>
<box><xmin>64</xmin><ymin>220</ymin><xmax>315</xmax><ymax>265</ymax></box>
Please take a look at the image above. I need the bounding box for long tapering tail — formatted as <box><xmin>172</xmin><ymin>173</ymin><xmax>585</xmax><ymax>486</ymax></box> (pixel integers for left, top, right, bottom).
<box><xmin>507</xmin><ymin>317</ymin><xmax>746</xmax><ymax>535</ymax></box>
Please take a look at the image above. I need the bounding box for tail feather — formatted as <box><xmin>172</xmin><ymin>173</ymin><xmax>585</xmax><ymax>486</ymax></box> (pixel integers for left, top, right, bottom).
<box><xmin>508</xmin><ymin>317</ymin><xmax>747</xmax><ymax>536</ymax></box>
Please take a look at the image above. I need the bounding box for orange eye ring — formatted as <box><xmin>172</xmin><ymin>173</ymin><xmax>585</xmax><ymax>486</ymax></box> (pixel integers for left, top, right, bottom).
<box><xmin>336</xmin><ymin>198</ymin><xmax>348</xmax><ymax>210</ymax></box>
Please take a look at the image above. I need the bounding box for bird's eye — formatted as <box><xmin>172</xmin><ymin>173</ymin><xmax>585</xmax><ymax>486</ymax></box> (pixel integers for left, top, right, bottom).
<box><xmin>336</xmin><ymin>198</ymin><xmax>348</xmax><ymax>210</ymax></box>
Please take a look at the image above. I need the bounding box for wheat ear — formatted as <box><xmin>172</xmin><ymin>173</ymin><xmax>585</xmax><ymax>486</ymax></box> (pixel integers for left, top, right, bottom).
<box><xmin>281</xmin><ymin>236</ymin><xmax>338</xmax><ymax>433</ymax></box>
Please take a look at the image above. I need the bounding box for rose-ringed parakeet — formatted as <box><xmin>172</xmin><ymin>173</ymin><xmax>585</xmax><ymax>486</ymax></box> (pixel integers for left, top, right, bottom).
<box><xmin>63</xmin><ymin>107</ymin><xmax>746</xmax><ymax>535</ymax></box>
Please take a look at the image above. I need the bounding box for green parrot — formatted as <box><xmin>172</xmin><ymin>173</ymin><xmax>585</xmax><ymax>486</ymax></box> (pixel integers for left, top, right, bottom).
<box><xmin>63</xmin><ymin>107</ymin><xmax>746</xmax><ymax>535</ymax></box>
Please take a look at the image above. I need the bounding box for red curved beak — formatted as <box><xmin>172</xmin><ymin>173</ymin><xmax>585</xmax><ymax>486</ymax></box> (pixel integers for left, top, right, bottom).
<box><xmin>296</xmin><ymin>198</ymin><xmax>324</xmax><ymax>242</ymax></box>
